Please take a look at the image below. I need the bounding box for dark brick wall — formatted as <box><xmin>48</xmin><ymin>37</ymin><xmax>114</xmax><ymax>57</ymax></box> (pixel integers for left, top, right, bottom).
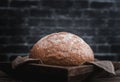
<box><xmin>0</xmin><ymin>0</ymin><xmax>120</xmax><ymax>61</ymax></box>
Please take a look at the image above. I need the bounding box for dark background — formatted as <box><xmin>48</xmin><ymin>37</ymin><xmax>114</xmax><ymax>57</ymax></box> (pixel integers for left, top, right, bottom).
<box><xmin>0</xmin><ymin>0</ymin><xmax>120</xmax><ymax>61</ymax></box>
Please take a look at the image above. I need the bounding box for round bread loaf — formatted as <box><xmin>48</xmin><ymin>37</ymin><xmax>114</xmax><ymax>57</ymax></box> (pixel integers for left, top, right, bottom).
<box><xmin>29</xmin><ymin>32</ymin><xmax>94</xmax><ymax>66</ymax></box>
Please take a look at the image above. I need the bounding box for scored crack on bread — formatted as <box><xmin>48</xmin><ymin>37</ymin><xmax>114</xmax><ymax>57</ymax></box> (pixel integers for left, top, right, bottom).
<box><xmin>29</xmin><ymin>32</ymin><xmax>94</xmax><ymax>66</ymax></box>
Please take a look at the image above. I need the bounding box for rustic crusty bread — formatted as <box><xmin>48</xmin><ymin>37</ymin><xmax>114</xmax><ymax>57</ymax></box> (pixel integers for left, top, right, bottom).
<box><xmin>29</xmin><ymin>32</ymin><xmax>94</xmax><ymax>66</ymax></box>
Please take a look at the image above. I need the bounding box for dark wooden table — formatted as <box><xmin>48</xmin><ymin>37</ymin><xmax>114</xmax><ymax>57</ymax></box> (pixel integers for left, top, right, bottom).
<box><xmin>0</xmin><ymin>62</ymin><xmax>120</xmax><ymax>82</ymax></box>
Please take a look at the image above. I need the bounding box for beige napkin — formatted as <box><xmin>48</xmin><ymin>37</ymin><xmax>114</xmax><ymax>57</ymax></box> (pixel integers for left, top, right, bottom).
<box><xmin>85</xmin><ymin>60</ymin><xmax>116</xmax><ymax>75</ymax></box>
<box><xmin>12</xmin><ymin>56</ymin><xmax>41</xmax><ymax>69</ymax></box>
<box><xmin>12</xmin><ymin>56</ymin><xmax>116</xmax><ymax>75</ymax></box>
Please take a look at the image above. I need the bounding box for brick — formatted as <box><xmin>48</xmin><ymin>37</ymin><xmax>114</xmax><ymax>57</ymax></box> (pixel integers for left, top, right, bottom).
<box><xmin>42</xmin><ymin>0</ymin><xmax>73</xmax><ymax>9</ymax></box>
<box><xmin>118</xmin><ymin>55</ymin><xmax>120</xmax><ymax>61</ymax></box>
<box><xmin>90</xmin><ymin>0</ymin><xmax>114</xmax><ymax>3</ymax></box>
<box><xmin>0</xmin><ymin>0</ymin><xmax>8</xmax><ymax>7</ymax></box>
<box><xmin>89</xmin><ymin>18</ymin><xmax>106</xmax><ymax>27</ymax></box>
<box><xmin>28</xmin><ymin>18</ymin><xmax>41</xmax><ymax>26</ymax></box>
<box><xmin>93</xmin><ymin>36</ymin><xmax>108</xmax><ymax>44</ymax></box>
<box><xmin>0</xmin><ymin>36</ymin><xmax>26</xmax><ymax>45</ymax></box>
<box><xmin>69</xmin><ymin>10</ymin><xmax>82</xmax><ymax>18</ymax></box>
<box><xmin>74</xmin><ymin>28</ymin><xmax>95</xmax><ymax>36</ymax></box>
<box><xmin>89</xmin><ymin>45</ymin><xmax>97</xmax><ymax>53</ymax></box>
<box><xmin>55</xmin><ymin>9</ymin><xmax>69</xmax><ymax>16</ymax></box>
<box><xmin>74</xmin><ymin>19</ymin><xmax>89</xmax><ymax>27</ymax></box>
<box><xmin>0</xmin><ymin>8</ymin><xmax>28</xmax><ymax>19</ymax></box>
<box><xmin>8</xmin><ymin>9</ymin><xmax>29</xmax><ymax>18</ymax></box>
<box><xmin>110</xmin><ymin>28</ymin><xmax>120</xmax><ymax>36</ymax></box>
<box><xmin>111</xmin><ymin>44</ymin><xmax>120</xmax><ymax>53</ymax></box>
<box><xmin>0</xmin><ymin>36</ymin><xmax>10</xmax><ymax>44</ymax></box>
<box><xmin>0</xmin><ymin>17</ymin><xmax>8</xmax><ymax>26</ymax></box>
<box><xmin>52</xmin><ymin>28</ymin><xmax>95</xmax><ymax>36</ymax></box>
<box><xmin>90</xmin><ymin>2</ymin><xmax>114</xmax><ymax>9</ymax></box>
<box><xmin>10</xmin><ymin>0</ymin><xmax>39</xmax><ymax>8</ymax></box>
<box><xmin>0</xmin><ymin>54</ymin><xmax>8</xmax><ymax>61</ymax></box>
<box><xmin>95</xmin><ymin>55</ymin><xmax>118</xmax><ymax>61</ymax></box>
<box><xmin>56</xmin><ymin>19</ymin><xmax>73</xmax><ymax>27</ymax></box>
<box><xmin>73</xmin><ymin>0</ymin><xmax>89</xmax><ymax>9</ymax></box>
<box><xmin>109</xmin><ymin>10</ymin><xmax>120</xmax><ymax>18</ymax></box>
<box><xmin>0</xmin><ymin>26</ymin><xmax>10</xmax><ymax>29</ymax></box>
<box><xmin>0</xmin><ymin>45</ymin><xmax>30</xmax><ymax>53</ymax></box>
<box><xmin>115</xmin><ymin>1</ymin><xmax>120</xmax><ymax>8</ymax></box>
<box><xmin>54</xmin><ymin>28</ymin><xmax>69</xmax><ymax>32</ymax></box>
<box><xmin>82</xmin><ymin>36</ymin><xmax>94</xmax><ymax>44</ymax></box>
<box><xmin>115</xmin><ymin>0</ymin><xmax>120</xmax><ymax>2</ymax></box>
<box><xmin>83</xmin><ymin>10</ymin><xmax>109</xmax><ymax>18</ymax></box>
<box><xmin>0</xmin><ymin>28</ymin><xmax>29</xmax><ymax>36</ymax></box>
<box><xmin>98</xmin><ymin>45</ymin><xmax>111</xmax><ymax>53</ymax></box>
<box><xmin>8</xmin><ymin>36</ymin><xmax>26</xmax><ymax>44</ymax></box>
<box><xmin>37</xmin><ymin>18</ymin><xmax>56</xmax><ymax>27</ymax></box>
<box><xmin>26</xmin><ymin>36</ymin><xmax>42</xmax><ymax>44</ymax></box>
<box><xmin>10</xmin><ymin>1</ymin><xmax>28</xmax><ymax>8</ymax></box>
<box><xmin>108</xmin><ymin>36</ymin><xmax>120</xmax><ymax>44</ymax></box>
<box><xmin>29</xmin><ymin>27</ymin><xmax>58</xmax><ymax>36</ymax></box>
<box><xmin>98</xmin><ymin>28</ymin><xmax>111</xmax><ymax>36</ymax></box>
<box><xmin>8</xmin><ymin>18</ymin><xmax>25</xmax><ymax>27</ymax></box>
<box><xmin>108</xmin><ymin>19</ymin><xmax>120</xmax><ymax>28</ymax></box>
<box><xmin>8</xmin><ymin>23</ymin><xmax>27</xmax><ymax>30</ymax></box>
<box><xmin>29</xmin><ymin>27</ymin><xmax>46</xmax><ymax>35</ymax></box>
<box><xmin>0</xmin><ymin>9</ymin><xmax>9</xmax><ymax>18</ymax></box>
<box><xmin>30</xmin><ymin>8</ymin><xmax>52</xmax><ymax>17</ymax></box>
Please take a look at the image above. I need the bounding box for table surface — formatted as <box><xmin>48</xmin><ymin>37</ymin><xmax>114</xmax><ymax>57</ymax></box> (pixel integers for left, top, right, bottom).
<box><xmin>0</xmin><ymin>62</ymin><xmax>120</xmax><ymax>82</ymax></box>
<box><xmin>0</xmin><ymin>69</ymin><xmax>120</xmax><ymax>82</ymax></box>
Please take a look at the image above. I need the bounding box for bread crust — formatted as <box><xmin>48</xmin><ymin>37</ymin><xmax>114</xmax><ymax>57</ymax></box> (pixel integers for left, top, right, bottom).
<box><xmin>29</xmin><ymin>32</ymin><xmax>94</xmax><ymax>66</ymax></box>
